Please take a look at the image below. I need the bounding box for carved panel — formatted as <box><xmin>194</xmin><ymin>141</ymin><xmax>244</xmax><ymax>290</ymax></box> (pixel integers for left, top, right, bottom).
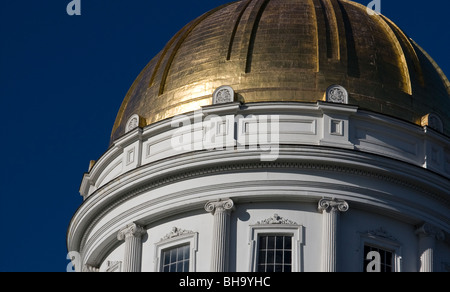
<box><xmin>213</xmin><ymin>86</ymin><xmax>234</xmax><ymax>104</ymax></box>
<box><xmin>326</xmin><ymin>85</ymin><xmax>348</xmax><ymax>104</ymax></box>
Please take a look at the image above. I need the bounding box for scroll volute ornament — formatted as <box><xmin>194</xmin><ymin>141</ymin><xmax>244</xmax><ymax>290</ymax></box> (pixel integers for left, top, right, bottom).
<box><xmin>205</xmin><ymin>198</ymin><xmax>234</xmax><ymax>215</ymax></box>
<box><xmin>318</xmin><ymin>198</ymin><xmax>349</xmax><ymax>213</ymax></box>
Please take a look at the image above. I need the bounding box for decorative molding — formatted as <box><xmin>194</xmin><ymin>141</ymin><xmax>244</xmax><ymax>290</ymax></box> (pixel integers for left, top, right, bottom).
<box><xmin>83</xmin><ymin>265</ymin><xmax>99</xmax><ymax>272</ymax></box>
<box><xmin>161</xmin><ymin>227</ymin><xmax>195</xmax><ymax>241</ymax></box>
<box><xmin>213</xmin><ymin>86</ymin><xmax>234</xmax><ymax>105</ymax></box>
<box><xmin>421</xmin><ymin>113</ymin><xmax>443</xmax><ymax>133</ymax></box>
<box><xmin>106</xmin><ymin>261</ymin><xmax>122</xmax><ymax>272</ymax></box>
<box><xmin>256</xmin><ymin>214</ymin><xmax>298</xmax><ymax>225</ymax></box>
<box><xmin>326</xmin><ymin>85</ymin><xmax>348</xmax><ymax>104</ymax></box>
<box><xmin>117</xmin><ymin>223</ymin><xmax>146</xmax><ymax>241</ymax></box>
<box><xmin>366</xmin><ymin>227</ymin><xmax>398</xmax><ymax>242</ymax></box>
<box><xmin>318</xmin><ymin>198</ymin><xmax>349</xmax><ymax>213</ymax></box>
<box><xmin>126</xmin><ymin>115</ymin><xmax>139</xmax><ymax>133</ymax></box>
<box><xmin>204</xmin><ymin>198</ymin><xmax>234</xmax><ymax>215</ymax></box>
<box><xmin>125</xmin><ymin>114</ymin><xmax>145</xmax><ymax>134</ymax></box>
<box><xmin>77</xmin><ymin>158</ymin><xmax>449</xmax><ymax>255</ymax></box>
<box><xmin>415</xmin><ymin>223</ymin><xmax>445</xmax><ymax>241</ymax></box>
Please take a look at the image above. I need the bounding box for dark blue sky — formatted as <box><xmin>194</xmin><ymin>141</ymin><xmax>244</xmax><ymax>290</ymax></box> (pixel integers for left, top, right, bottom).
<box><xmin>0</xmin><ymin>0</ymin><xmax>448</xmax><ymax>272</ymax></box>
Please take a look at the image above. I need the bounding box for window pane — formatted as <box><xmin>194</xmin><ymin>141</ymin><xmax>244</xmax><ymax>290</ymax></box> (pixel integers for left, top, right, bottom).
<box><xmin>276</xmin><ymin>236</ymin><xmax>283</xmax><ymax>250</ymax></box>
<box><xmin>267</xmin><ymin>236</ymin><xmax>275</xmax><ymax>249</ymax></box>
<box><xmin>161</xmin><ymin>244</ymin><xmax>190</xmax><ymax>272</ymax></box>
<box><xmin>183</xmin><ymin>260</ymin><xmax>189</xmax><ymax>272</ymax></box>
<box><xmin>163</xmin><ymin>251</ymin><xmax>170</xmax><ymax>265</ymax></box>
<box><xmin>170</xmin><ymin>249</ymin><xmax>177</xmax><ymax>262</ymax></box>
<box><xmin>284</xmin><ymin>236</ymin><xmax>292</xmax><ymax>250</ymax></box>
<box><xmin>266</xmin><ymin>250</ymin><xmax>274</xmax><ymax>264</ymax></box>
<box><xmin>260</xmin><ymin>236</ymin><xmax>267</xmax><ymax>249</ymax></box>
<box><xmin>177</xmin><ymin>248</ymin><xmax>183</xmax><ymax>262</ymax></box>
<box><xmin>177</xmin><ymin>261</ymin><xmax>183</xmax><ymax>272</ymax></box>
<box><xmin>257</xmin><ymin>235</ymin><xmax>293</xmax><ymax>272</ymax></box>
<box><xmin>276</xmin><ymin>250</ymin><xmax>283</xmax><ymax>264</ymax></box>
<box><xmin>379</xmin><ymin>249</ymin><xmax>386</xmax><ymax>262</ymax></box>
<box><xmin>284</xmin><ymin>265</ymin><xmax>292</xmax><ymax>272</ymax></box>
<box><xmin>386</xmin><ymin>251</ymin><xmax>392</xmax><ymax>266</ymax></box>
<box><xmin>284</xmin><ymin>251</ymin><xmax>291</xmax><ymax>263</ymax></box>
<box><xmin>259</xmin><ymin>250</ymin><xmax>266</xmax><ymax>264</ymax></box>
<box><xmin>183</xmin><ymin>245</ymin><xmax>190</xmax><ymax>260</ymax></box>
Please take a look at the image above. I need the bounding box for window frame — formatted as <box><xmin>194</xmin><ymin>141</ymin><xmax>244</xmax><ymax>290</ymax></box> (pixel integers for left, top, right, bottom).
<box><xmin>154</xmin><ymin>231</ymin><xmax>198</xmax><ymax>272</ymax></box>
<box><xmin>248</xmin><ymin>224</ymin><xmax>304</xmax><ymax>272</ymax></box>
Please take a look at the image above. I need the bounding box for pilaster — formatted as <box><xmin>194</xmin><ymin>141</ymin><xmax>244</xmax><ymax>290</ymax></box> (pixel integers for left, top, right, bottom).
<box><xmin>318</xmin><ymin>198</ymin><xmax>349</xmax><ymax>272</ymax></box>
<box><xmin>117</xmin><ymin>223</ymin><xmax>146</xmax><ymax>272</ymax></box>
<box><xmin>205</xmin><ymin>198</ymin><xmax>235</xmax><ymax>272</ymax></box>
<box><xmin>415</xmin><ymin>223</ymin><xmax>445</xmax><ymax>272</ymax></box>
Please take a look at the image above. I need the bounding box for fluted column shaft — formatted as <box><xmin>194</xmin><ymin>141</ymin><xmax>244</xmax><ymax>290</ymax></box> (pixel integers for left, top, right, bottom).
<box><xmin>205</xmin><ymin>198</ymin><xmax>234</xmax><ymax>272</ymax></box>
<box><xmin>415</xmin><ymin>223</ymin><xmax>444</xmax><ymax>272</ymax></box>
<box><xmin>117</xmin><ymin>223</ymin><xmax>146</xmax><ymax>272</ymax></box>
<box><xmin>318</xmin><ymin>198</ymin><xmax>349</xmax><ymax>272</ymax></box>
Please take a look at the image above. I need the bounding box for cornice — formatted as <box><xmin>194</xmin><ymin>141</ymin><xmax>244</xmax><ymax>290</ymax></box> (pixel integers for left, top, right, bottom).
<box><xmin>68</xmin><ymin>146</ymin><xmax>450</xmax><ymax>256</ymax></box>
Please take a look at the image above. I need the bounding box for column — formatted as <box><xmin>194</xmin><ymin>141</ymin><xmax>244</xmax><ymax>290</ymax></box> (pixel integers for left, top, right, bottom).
<box><xmin>205</xmin><ymin>198</ymin><xmax>235</xmax><ymax>272</ymax></box>
<box><xmin>117</xmin><ymin>223</ymin><xmax>146</xmax><ymax>272</ymax></box>
<box><xmin>318</xmin><ymin>198</ymin><xmax>349</xmax><ymax>272</ymax></box>
<box><xmin>415</xmin><ymin>223</ymin><xmax>444</xmax><ymax>272</ymax></box>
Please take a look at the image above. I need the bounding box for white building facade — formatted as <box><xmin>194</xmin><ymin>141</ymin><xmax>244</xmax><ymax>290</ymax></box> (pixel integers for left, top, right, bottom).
<box><xmin>67</xmin><ymin>0</ymin><xmax>450</xmax><ymax>272</ymax></box>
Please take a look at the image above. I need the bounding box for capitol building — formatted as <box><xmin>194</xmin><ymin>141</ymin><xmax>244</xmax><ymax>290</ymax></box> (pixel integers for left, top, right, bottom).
<box><xmin>67</xmin><ymin>0</ymin><xmax>450</xmax><ymax>272</ymax></box>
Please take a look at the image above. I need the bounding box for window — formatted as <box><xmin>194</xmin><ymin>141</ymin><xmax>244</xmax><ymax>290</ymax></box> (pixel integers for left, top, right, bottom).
<box><xmin>363</xmin><ymin>244</ymin><xmax>394</xmax><ymax>272</ymax></box>
<box><xmin>257</xmin><ymin>235</ymin><xmax>292</xmax><ymax>272</ymax></box>
<box><xmin>161</xmin><ymin>244</ymin><xmax>190</xmax><ymax>272</ymax></box>
<box><xmin>155</xmin><ymin>228</ymin><xmax>198</xmax><ymax>272</ymax></box>
<box><xmin>248</xmin><ymin>218</ymin><xmax>304</xmax><ymax>272</ymax></box>
<box><xmin>359</xmin><ymin>227</ymin><xmax>402</xmax><ymax>272</ymax></box>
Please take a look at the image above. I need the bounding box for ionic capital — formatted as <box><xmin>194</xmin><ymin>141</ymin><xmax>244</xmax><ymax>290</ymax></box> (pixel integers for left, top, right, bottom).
<box><xmin>205</xmin><ymin>198</ymin><xmax>234</xmax><ymax>215</ymax></box>
<box><xmin>117</xmin><ymin>223</ymin><xmax>146</xmax><ymax>241</ymax></box>
<box><xmin>318</xmin><ymin>198</ymin><xmax>349</xmax><ymax>213</ymax></box>
<box><xmin>415</xmin><ymin>223</ymin><xmax>445</xmax><ymax>241</ymax></box>
<box><xmin>83</xmin><ymin>265</ymin><xmax>99</xmax><ymax>272</ymax></box>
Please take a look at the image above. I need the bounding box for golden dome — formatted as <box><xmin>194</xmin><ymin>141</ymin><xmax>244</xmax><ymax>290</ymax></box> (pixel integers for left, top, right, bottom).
<box><xmin>111</xmin><ymin>0</ymin><xmax>450</xmax><ymax>143</ymax></box>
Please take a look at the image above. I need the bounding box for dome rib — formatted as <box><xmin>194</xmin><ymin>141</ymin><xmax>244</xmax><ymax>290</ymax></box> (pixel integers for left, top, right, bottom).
<box><xmin>341</xmin><ymin>0</ymin><xmax>412</xmax><ymax>95</ymax></box>
<box><xmin>110</xmin><ymin>0</ymin><xmax>450</xmax><ymax>144</ymax></box>
<box><xmin>159</xmin><ymin>2</ymin><xmax>234</xmax><ymax>96</ymax></box>
<box><xmin>319</xmin><ymin>0</ymin><xmax>340</xmax><ymax>61</ymax></box>
<box><xmin>245</xmin><ymin>0</ymin><xmax>271</xmax><ymax>73</ymax></box>
<box><xmin>227</xmin><ymin>0</ymin><xmax>253</xmax><ymax>61</ymax></box>
<box><xmin>381</xmin><ymin>15</ymin><xmax>425</xmax><ymax>87</ymax></box>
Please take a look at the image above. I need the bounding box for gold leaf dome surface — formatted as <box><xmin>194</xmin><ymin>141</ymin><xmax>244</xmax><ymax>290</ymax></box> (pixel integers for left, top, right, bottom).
<box><xmin>111</xmin><ymin>0</ymin><xmax>450</xmax><ymax>143</ymax></box>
